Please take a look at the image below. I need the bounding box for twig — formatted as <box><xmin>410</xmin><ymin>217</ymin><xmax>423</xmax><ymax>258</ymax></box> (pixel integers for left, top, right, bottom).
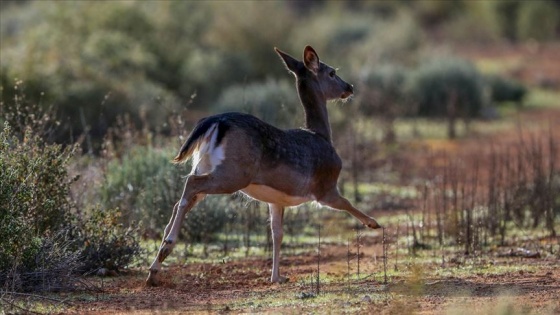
<box><xmin>316</xmin><ymin>224</ymin><xmax>321</xmax><ymax>296</ymax></box>
<box><xmin>0</xmin><ymin>296</ymin><xmax>42</xmax><ymax>315</ymax></box>
<box><xmin>383</xmin><ymin>227</ymin><xmax>388</xmax><ymax>285</ymax></box>
<box><xmin>347</xmin><ymin>238</ymin><xmax>351</xmax><ymax>284</ymax></box>
<box><xmin>395</xmin><ymin>220</ymin><xmax>399</xmax><ymax>272</ymax></box>
<box><xmin>1</xmin><ymin>291</ymin><xmax>73</xmax><ymax>305</ymax></box>
<box><xmin>356</xmin><ymin>228</ymin><xmax>361</xmax><ymax>279</ymax></box>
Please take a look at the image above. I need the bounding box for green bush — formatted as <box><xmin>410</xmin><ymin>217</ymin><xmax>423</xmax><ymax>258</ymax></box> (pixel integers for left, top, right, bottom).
<box><xmin>407</xmin><ymin>57</ymin><xmax>486</xmax><ymax>138</ymax></box>
<box><xmin>358</xmin><ymin>64</ymin><xmax>407</xmax><ymax>117</ymax></box>
<box><xmin>72</xmin><ymin>206</ymin><xmax>142</xmax><ymax>273</ymax></box>
<box><xmin>1</xmin><ymin>115</ymin><xmax>142</xmax><ymax>290</ymax></box>
<box><xmin>0</xmin><ymin>122</ymin><xmax>78</xmax><ymax>290</ymax></box>
<box><xmin>183</xmin><ymin>195</ymin><xmax>232</xmax><ymax>243</ymax></box>
<box><xmin>0</xmin><ymin>124</ymin><xmax>74</xmax><ymax>239</ymax></box>
<box><xmin>100</xmin><ymin>145</ymin><xmax>184</xmax><ymax>232</ymax></box>
<box><xmin>215</xmin><ymin>79</ymin><xmax>301</xmax><ymax>129</ymax></box>
<box><xmin>493</xmin><ymin>0</ymin><xmax>560</xmax><ymax>42</ymax></box>
<box><xmin>517</xmin><ymin>0</ymin><xmax>560</xmax><ymax>41</ymax></box>
<box><xmin>408</xmin><ymin>57</ymin><xmax>485</xmax><ymax>118</ymax></box>
<box><xmin>486</xmin><ymin>75</ymin><xmax>526</xmax><ymax>106</ymax></box>
<box><xmin>100</xmin><ymin>143</ymin><xmax>238</xmax><ymax>243</ymax></box>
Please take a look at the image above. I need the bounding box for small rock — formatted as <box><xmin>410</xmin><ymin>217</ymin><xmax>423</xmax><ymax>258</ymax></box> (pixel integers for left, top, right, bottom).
<box><xmin>362</xmin><ymin>295</ymin><xmax>372</xmax><ymax>303</ymax></box>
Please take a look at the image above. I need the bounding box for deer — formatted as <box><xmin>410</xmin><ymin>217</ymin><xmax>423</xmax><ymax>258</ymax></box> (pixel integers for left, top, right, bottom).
<box><xmin>146</xmin><ymin>46</ymin><xmax>382</xmax><ymax>287</ymax></box>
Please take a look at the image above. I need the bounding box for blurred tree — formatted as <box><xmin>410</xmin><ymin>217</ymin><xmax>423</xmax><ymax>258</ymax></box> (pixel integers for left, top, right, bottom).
<box><xmin>407</xmin><ymin>57</ymin><xmax>485</xmax><ymax>139</ymax></box>
<box><xmin>358</xmin><ymin>64</ymin><xmax>408</xmax><ymax>144</ymax></box>
<box><xmin>1</xmin><ymin>0</ymin><xmax>555</xmax><ymax>149</ymax></box>
<box><xmin>204</xmin><ymin>1</ymin><xmax>293</xmax><ymax>81</ymax></box>
<box><xmin>486</xmin><ymin>75</ymin><xmax>527</xmax><ymax>107</ymax></box>
<box><xmin>494</xmin><ymin>0</ymin><xmax>521</xmax><ymax>42</ymax></box>
<box><xmin>214</xmin><ymin>79</ymin><xmax>301</xmax><ymax>129</ymax></box>
<box><xmin>517</xmin><ymin>0</ymin><xmax>560</xmax><ymax>41</ymax></box>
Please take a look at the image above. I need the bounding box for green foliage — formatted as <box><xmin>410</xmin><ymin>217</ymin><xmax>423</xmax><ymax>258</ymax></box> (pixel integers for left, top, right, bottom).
<box><xmin>1</xmin><ymin>0</ymin><xmax>556</xmax><ymax>149</ymax></box>
<box><xmin>517</xmin><ymin>0</ymin><xmax>560</xmax><ymax>41</ymax></box>
<box><xmin>486</xmin><ymin>75</ymin><xmax>526</xmax><ymax>105</ymax></box>
<box><xmin>215</xmin><ymin>79</ymin><xmax>301</xmax><ymax>129</ymax></box>
<box><xmin>358</xmin><ymin>64</ymin><xmax>407</xmax><ymax>117</ymax></box>
<box><xmin>0</xmin><ymin>123</ymin><xmax>74</xmax><ymax>238</ymax></box>
<box><xmin>203</xmin><ymin>1</ymin><xmax>292</xmax><ymax>80</ymax></box>
<box><xmin>0</xmin><ymin>122</ymin><xmax>77</xmax><ymax>290</ymax></box>
<box><xmin>408</xmin><ymin>57</ymin><xmax>485</xmax><ymax>118</ymax></box>
<box><xmin>72</xmin><ymin>206</ymin><xmax>142</xmax><ymax>273</ymax></box>
<box><xmin>183</xmin><ymin>196</ymin><xmax>233</xmax><ymax>243</ymax></box>
<box><xmin>493</xmin><ymin>0</ymin><xmax>560</xmax><ymax>42</ymax></box>
<box><xmin>100</xmin><ymin>145</ymin><xmax>183</xmax><ymax>232</ymax></box>
<box><xmin>99</xmin><ymin>143</ymin><xmax>242</xmax><ymax>244</ymax></box>
<box><xmin>0</xmin><ymin>110</ymin><xmax>141</xmax><ymax>290</ymax></box>
<box><xmin>180</xmin><ymin>48</ymin><xmax>252</xmax><ymax>105</ymax></box>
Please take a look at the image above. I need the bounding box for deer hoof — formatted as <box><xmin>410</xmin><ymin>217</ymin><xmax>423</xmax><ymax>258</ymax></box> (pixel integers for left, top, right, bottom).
<box><xmin>365</xmin><ymin>218</ymin><xmax>382</xmax><ymax>229</ymax></box>
<box><xmin>145</xmin><ymin>271</ymin><xmax>159</xmax><ymax>287</ymax></box>
<box><xmin>272</xmin><ymin>276</ymin><xmax>289</xmax><ymax>284</ymax></box>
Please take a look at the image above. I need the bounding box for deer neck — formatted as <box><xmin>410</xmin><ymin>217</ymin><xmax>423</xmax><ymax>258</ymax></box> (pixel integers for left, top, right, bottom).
<box><xmin>298</xmin><ymin>80</ymin><xmax>332</xmax><ymax>142</ymax></box>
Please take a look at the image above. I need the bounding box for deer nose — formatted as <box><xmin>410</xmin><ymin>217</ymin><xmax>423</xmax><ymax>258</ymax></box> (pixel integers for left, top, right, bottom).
<box><xmin>347</xmin><ymin>83</ymin><xmax>354</xmax><ymax>94</ymax></box>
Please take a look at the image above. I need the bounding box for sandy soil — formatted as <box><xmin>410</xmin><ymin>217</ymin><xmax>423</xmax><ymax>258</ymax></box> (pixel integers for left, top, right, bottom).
<box><xmin>67</xmin><ymin>239</ymin><xmax>559</xmax><ymax>314</ymax></box>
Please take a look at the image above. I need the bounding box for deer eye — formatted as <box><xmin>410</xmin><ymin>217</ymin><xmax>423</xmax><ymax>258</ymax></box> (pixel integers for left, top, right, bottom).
<box><xmin>329</xmin><ymin>70</ymin><xmax>336</xmax><ymax>78</ymax></box>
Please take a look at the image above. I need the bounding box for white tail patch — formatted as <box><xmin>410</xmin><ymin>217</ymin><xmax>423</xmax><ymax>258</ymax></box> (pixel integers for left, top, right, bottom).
<box><xmin>191</xmin><ymin>123</ymin><xmax>226</xmax><ymax>175</ymax></box>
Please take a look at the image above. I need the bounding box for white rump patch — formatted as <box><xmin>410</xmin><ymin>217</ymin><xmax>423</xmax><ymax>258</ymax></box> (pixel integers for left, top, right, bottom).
<box><xmin>191</xmin><ymin>123</ymin><xmax>226</xmax><ymax>175</ymax></box>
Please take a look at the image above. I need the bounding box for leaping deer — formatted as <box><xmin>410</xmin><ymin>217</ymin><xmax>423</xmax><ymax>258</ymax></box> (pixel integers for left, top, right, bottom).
<box><xmin>146</xmin><ymin>46</ymin><xmax>382</xmax><ymax>286</ymax></box>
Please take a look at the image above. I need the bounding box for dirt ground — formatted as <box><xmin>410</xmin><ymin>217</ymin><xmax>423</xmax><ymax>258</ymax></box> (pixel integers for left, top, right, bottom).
<box><xmin>67</xmin><ymin>239</ymin><xmax>559</xmax><ymax>315</ymax></box>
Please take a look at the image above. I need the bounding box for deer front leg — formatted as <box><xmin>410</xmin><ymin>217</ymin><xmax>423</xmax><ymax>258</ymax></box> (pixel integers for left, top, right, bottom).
<box><xmin>269</xmin><ymin>203</ymin><xmax>288</xmax><ymax>283</ymax></box>
<box><xmin>320</xmin><ymin>192</ymin><xmax>382</xmax><ymax>229</ymax></box>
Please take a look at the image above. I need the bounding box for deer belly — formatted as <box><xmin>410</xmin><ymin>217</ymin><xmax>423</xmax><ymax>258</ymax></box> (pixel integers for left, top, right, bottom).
<box><xmin>241</xmin><ymin>184</ymin><xmax>312</xmax><ymax>207</ymax></box>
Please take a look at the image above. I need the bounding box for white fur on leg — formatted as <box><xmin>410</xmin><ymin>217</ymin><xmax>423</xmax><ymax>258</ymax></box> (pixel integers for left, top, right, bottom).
<box><xmin>269</xmin><ymin>203</ymin><xmax>287</xmax><ymax>283</ymax></box>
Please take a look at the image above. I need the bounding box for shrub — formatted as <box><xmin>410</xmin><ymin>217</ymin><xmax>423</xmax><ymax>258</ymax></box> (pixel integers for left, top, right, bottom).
<box><xmin>0</xmin><ymin>123</ymin><xmax>74</xmax><ymax>242</ymax></box>
<box><xmin>493</xmin><ymin>0</ymin><xmax>560</xmax><ymax>42</ymax></box>
<box><xmin>486</xmin><ymin>75</ymin><xmax>526</xmax><ymax>106</ymax></box>
<box><xmin>100</xmin><ymin>144</ymin><xmax>184</xmax><ymax>233</ymax></box>
<box><xmin>409</xmin><ymin>57</ymin><xmax>485</xmax><ymax>117</ymax></box>
<box><xmin>407</xmin><ymin>57</ymin><xmax>486</xmax><ymax>138</ymax></box>
<box><xmin>0</xmin><ymin>122</ymin><xmax>79</xmax><ymax>291</ymax></box>
<box><xmin>0</xmin><ymin>230</ymin><xmax>81</xmax><ymax>292</ymax></box>
<box><xmin>1</xmin><ymin>110</ymin><xmax>142</xmax><ymax>290</ymax></box>
<box><xmin>72</xmin><ymin>206</ymin><xmax>142</xmax><ymax>274</ymax></box>
<box><xmin>358</xmin><ymin>64</ymin><xmax>407</xmax><ymax>117</ymax></box>
<box><xmin>215</xmin><ymin>79</ymin><xmax>301</xmax><ymax>129</ymax></box>
<box><xmin>183</xmin><ymin>195</ymin><xmax>232</xmax><ymax>243</ymax></box>
<box><xmin>357</xmin><ymin>64</ymin><xmax>407</xmax><ymax>143</ymax></box>
<box><xmin>100</xmin><ymin>143</ymin><xmax>242</xmax><ymax>243</ymax></box>
<box><xmin>517</xmin><ymin>0</ymin><xmax>560</xmax><ymax>41</ymax></box>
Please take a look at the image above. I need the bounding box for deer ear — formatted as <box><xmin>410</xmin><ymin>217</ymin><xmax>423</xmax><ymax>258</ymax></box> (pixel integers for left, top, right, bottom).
<box><xmin>275</xmin><ymin>47</ymin><xmax>300</xmax><ymax>74</ymax></box>
<box><xmin>303</xmin><ymin>46</ymin><xmax>319</xmax><ymax>74</ymax></box>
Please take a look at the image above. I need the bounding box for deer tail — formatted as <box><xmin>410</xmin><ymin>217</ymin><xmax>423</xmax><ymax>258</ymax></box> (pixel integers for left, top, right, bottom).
<box><xmin>172</xmin><ymin>116</ymin><xmax>228</xmax><ymax>164</ymax></box>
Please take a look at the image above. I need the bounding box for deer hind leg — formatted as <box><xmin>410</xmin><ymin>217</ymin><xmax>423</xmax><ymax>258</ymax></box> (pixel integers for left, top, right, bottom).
<box><xmin>319</xmin><ymin>190</ymin><xmax>382</xmax><ymax>229</ymax></box>
<box><xmin>269</xmin><ymin>203</ymin><xmax>288</xmax><ymax>283</ymax></box>
<box><xmin>146</xmin><ymin>176</ymin><xmax>206</xmax><ymax>286</ymax></box>
<box><xmin>146</xmin><ymin>168</ymin><xmax>251</xmax><ymax>286</ymax></box>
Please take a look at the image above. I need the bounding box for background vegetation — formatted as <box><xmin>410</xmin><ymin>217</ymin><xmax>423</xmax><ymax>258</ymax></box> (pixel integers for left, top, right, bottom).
<box><xmin>1</xmin><ymin>2</ymin><xmax>559</xmax><ymax>308</ymax></box>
